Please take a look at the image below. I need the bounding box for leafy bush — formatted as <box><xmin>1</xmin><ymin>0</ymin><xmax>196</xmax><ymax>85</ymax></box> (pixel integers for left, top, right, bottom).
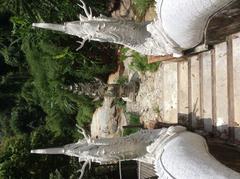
<box><xmin>119</xmin><ymin>47</ymin><xmax>129</xmax><ymax>62</ymax></box>
<box><xmin>119</xmin><ymin>48</ymin><xmax>160</xmax><ymax>73</ymax></box>
<box><xmin>130</xmin><ymin>52</ymin><xmax>160</xmax><ymax>73</ymax></box>
<box><xmin>123</xmin><ymin>113</ymin><xmax>141</xmax><ymax>136</ymax></box>
<box><xmin>76</xmin><ymin>101</ymin><xmax>95</xmax><ymax>128</ymax></box>
<box><xmin>21</xmin><ymin>37</ymin><xmax>101</xmax><ymax>136</ymax></box>
<box><xmin>132</xmin><ymin>0</ymin><xmax>155</xmax><ymax>19</ymax></box>
<box><xmin>0</xmin><ymin>0</ymin><xmax>118</xmax><ymax>178</ymax></box>
<box><xmin>10</xmin><ymin>104</ymin><xmax>45</xmax><ymax>134</ymax></box>
<box><xmin>114</xmin><ymin>98</ymin><xmax>126</xmax><ymax>111</ymax></box>
<box><xmin>116</xmin><ymin>75</ymin><xmax>128</xmax><ymax>85</ymax></box>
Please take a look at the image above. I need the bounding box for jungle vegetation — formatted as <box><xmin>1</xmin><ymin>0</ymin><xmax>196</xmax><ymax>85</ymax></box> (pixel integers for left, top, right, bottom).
<box><xmin>0</xmin><ymin>0</ymin><xmax>119</xmax><ymax>178</ymax></box>
<box><xmin>0</xmin><ymin>0</ymin><xmax>153</xmax><ymax>178</ymax></box>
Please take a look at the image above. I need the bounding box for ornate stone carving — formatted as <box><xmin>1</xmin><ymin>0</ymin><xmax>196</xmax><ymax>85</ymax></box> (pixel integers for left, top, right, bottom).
<box><xmin>31</xmin><ymin>126</ymin><xmax>240</xmax><ymax>179</ymax></box>
<box><xmin>32</xmin><ymin>0</ymin><xmax>235</xmax><ymax>57</ymax></box>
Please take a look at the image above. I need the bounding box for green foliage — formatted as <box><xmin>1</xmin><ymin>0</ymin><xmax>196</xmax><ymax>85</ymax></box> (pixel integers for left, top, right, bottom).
<box><xmin>0</xmin><ymin>0</ymin><xmax>118</xmax><ymax>178</ymax></box>
<box><xmin>114</xmin><ymin>98</ymin><xmax>126</xmax><ymax>111</ymax></box>
<box><xmin>76</xmin><ymin>103</ymin><xmax>94</xmax><ymax>128</ymax></box>
<box><xmin>116</xmin><ymin>75</ymin><xmax>128</xmax><ymax>85</ymax></box>
<box><xmin>0</xmin><ymin>112</ymin><xmax>13</xmax><ymax>136</ymax></box>
<box><xmin>0</xmin><ymin>44</ymin><xmax>23</xmax><ymax>67</ymax></box>
<box><xmin>128</xmin><ymin>113</ymin><xmax>140</xmax><ymax>124</ymax></box>
<box><xmin>123</xmin><ymin>113</ymin><xmax>141</xmax><ymax>136</ymax></box>
<box><xmin>130</xmin><ymin>52</ymin><xmax>160</xmax><ymax>73</ymax></box>
<box><xmin>49</xmin><ymin>170</ymin><xmax>64</xmax><ymax>179</ymax></box>
<box><xmin>0</xmin><ymin>17</ymin><xmax>26</xmax><ymax>68</ymax></box>
<box><xmin>21</xmin><ymin>38</ymin><xmax>103</xmax><ymax>137</ymax></box>
<box><xmin>0</xmin><ymin>135</ymin><xmax>31</xmax><ymax>178</ymax></box>
<box><xmin>0</xmin><ymin>128</ymin><xmax>77</xmax><ymax>178</ymax></box>
<box><xmin>30</xmin><ymin>127</ymin><xmax>55</xmax><ymax>149</ymax></box>
<box><xmin>119</xmin><ymin>47</ymin><xmax>129</xmax><ymax>62</ymax></box>
<box><xmin>82</xmin><ymin>0</ymin><xmax>110</xmax><ymax>16</ymax></box>
<box><xmin>10</xmin><ymin>104</ymin><xmax>45</xmax><ymax>134</ymax></box>
<box><xmin>21</xmin><ymin>80</ymin><xmax>40</xmax><ymax>105</ymax></box>
<box><xmin>119</xmin><ymin>48</ymin><xmax>160</xmax><ymax>73</ymax></box>
<box><xmin>132</xmin><ymin>0</ymin><xmax>155</xmax><ymax>19</ymax></box>
<box><xmin>0</xmin><ymin>0</ymin><xmax>78</xmax><ymax>22</ymax></box>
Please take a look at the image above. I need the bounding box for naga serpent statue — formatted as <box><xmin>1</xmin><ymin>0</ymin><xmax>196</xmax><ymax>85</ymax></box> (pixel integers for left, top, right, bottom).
<box><xmin>31</xmin><ymin>126</ymin><xmax>240</xmax><ymax>179</ymax></box>
<box><xmin>32</xmin><ymin>0</ymin><xmax>235</xmax><ymax>57</ymax></box>
<box><xmin>31</xmin><ymin>0</ymin><xmax>240</xmax><ymax>178</ymax></box>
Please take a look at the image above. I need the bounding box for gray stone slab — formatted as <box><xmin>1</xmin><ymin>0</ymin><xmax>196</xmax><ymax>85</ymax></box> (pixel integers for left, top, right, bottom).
<box><xmin>190</xmin><ymin>55</ymin><xmax>200</xmax><ymax>128</ymax></box>
<box><xmin>177</xmin><ymin>60</ymin><xmax>189</xmax><ymax>125</ymax></box>
<box><xmin>232</xmin><ymin>33</ymin><xmax>240</xmax><ymax>141</ymax></box>
<box><xmin>163</xmin><ymin>63</ymin><xmax>178</xmax><ymax>123</ymax></box>
<box><xmin>201</xmin><ymin>51</ymin><xmax>213</xmax><ymax>132</ymax></box>
<box><xmin>215</xmin><ymin>42</ymin><xmax>229</xmax><ymax>133</ymax></box>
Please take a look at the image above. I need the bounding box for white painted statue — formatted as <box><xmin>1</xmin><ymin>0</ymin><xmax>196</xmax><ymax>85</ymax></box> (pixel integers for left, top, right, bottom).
<box><xmin>31</xmin><ymin>125</ymin><xmax>240</xmax><ymax>179</ymax></box>
<box><xmin>32</xmin><ymin>0</ymin><xmax>235</xmax><ymax>57</ymax></box>
<box><xmin>31</xmin><ymin>1</ymin><xmax>240</xmax><ymax>178</ymax></box>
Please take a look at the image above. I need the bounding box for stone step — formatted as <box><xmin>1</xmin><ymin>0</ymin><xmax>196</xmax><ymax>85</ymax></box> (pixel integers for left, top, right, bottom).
<box><xmin>231</xmin><ymin>33</ymin><xmax>240</xmax><ymax>143</ymax></box>
<box><xmin>177</xmin><ymin>60</ymin><xmax>189</xmax><ymax>126</ymax></box>
<box><xmin>162</xmin><ymin>62</ymin><xmax>178</xmax><ymax>124</ymax></box>
<box><xmin>200</xmin><ymin>51</ymin><xmax>213</xmax><ymax>132</ymax></box>
<box><xmin>161</xmin><ymin>32</ymin><xmax>240</xmax><ymax>144</ymax></box>
<box><xmin>189</xmin><ymin>55</ymin><xmax>201</xmax><ymax>129</ymax></box>
<box><xmin>214</xmin><ymin>42</ymin><xmax>229</xmax><ymax>135</ymax></box>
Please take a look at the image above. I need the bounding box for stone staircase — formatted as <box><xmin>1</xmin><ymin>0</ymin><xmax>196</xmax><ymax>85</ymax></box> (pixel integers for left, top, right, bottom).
<box><xmin>161</xmin><ymin>32</ymin><xmax>240</xmax><ymax>144</ymax></box>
